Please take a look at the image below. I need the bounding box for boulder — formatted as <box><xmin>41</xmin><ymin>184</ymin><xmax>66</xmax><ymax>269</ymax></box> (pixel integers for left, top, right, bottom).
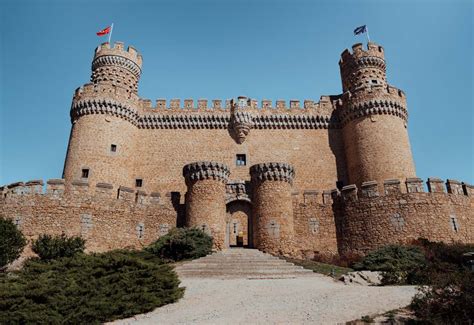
<box><xmin>340</xmin><ymin>271</ymin><xmax>382</xmax><ymax>286</ymax></box>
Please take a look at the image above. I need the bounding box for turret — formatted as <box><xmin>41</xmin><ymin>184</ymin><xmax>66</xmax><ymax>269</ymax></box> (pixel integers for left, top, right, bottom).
<box><xmin>250</xmin><ymin>162</ymin><xmax>295</xmax><ymax>255</ymax></box>
<box><xmin>183</xmin><ymin>161</ymin><xmax>230</xmax><ymax>250</ymax></box>
<box><xmin>340</xmin><ymin>42</ymin><xmax>386</xmax><ymax>93</ymax></box>
<box><xmin>91</xmin><ymin>42</ymin><xmax>143</xmax><ymax>94</ymax></box>
<box><xmin>62</xmin><ymin>42</ymin><xmax>141</xmax><ymax>190</ymax></box>
<box><xmin>338</xmin><ymin>42</ymin><xmax>416</xmax><ymax>188</ymax></box>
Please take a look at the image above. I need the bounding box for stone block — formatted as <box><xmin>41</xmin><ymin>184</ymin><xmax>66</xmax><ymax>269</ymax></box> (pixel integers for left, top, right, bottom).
<box><xmin>405</xmin><ymin>177</ymin><xmax>424</xmax><ymax>193</ymax></box>
<box><xmin>427</xmin><ymin>177</ymin><xmax>445</xmax><ymax>193</ymax></box>
<box><xmin>150</xmin><ymin>192</ymin><xmax>161</xmax><ymax>204</ymax></box>
<box><xmin>25</xmin><ymin>180</ymin><xmax>44</xmax><ymax>194</ymax></box>
<box><xmin>118</xmin><ymin>186</ymin><xmax>134</xmax><ymax>201</ymax></box>
<box><xmin>360</xmin><ymin>181</ymin><xmax>379</xmax><ymax>198</ymax></box>
<box><xmin>136</xmin><ymin>190</ymin><xmax>149</xmax><ymax>204</ymax></box>
<box><xmin>446</xmin><ymin>179</ymin><xmax>463</xmax><ymax>195</ymax></box>
<box><xmin>46</xmin><ymin>179</ymin><xmax>65</xmax><ymax>197</ymax></box>
<box><xmin>341</xmin><ymin>184</ymin><xmax>358</xmax><ymax>201</ymax></box>
<box><xmin>384</xmin><ymin>179</ymin><xmax>401</xmax><ymax>195</ymax></box>
<box><xmin>322</xmin><ymin>190</ymin><xmax>333</xmax><ymax>204</ymax></box>
<box><xmin>303</xmin><ymin>190</ymin><xmax>319</xmax><ymax>204</ymax></box>
<box><xmin>95</xmin><ymin>182</ymin><xmax>113</xmax><ymax>198</ymax></box>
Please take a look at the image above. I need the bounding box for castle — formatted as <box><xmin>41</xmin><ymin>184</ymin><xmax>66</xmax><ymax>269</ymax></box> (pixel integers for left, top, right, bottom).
<box><xmin>1</xmin><ymin>41</ymin><xmax>472</xmax><ymax>257</ymax></box>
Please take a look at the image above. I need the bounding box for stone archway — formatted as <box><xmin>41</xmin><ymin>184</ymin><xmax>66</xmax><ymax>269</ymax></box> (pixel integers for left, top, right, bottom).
<box><xmin>226</xmin><ymin>200</ymin><xmax>253</xmax><ymax>248</ymax></box>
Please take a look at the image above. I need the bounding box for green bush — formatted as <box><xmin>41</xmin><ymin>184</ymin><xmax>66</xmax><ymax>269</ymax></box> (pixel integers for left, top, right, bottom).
<box><xmin>353</xmin><ymin>245</ymin><xmax>426</xmax><ymax>285</ymax></box>
<box><xmin>0</xmin><ymin>250</ymin><xmax>184</xmax><ymax>323</ymax></box>
<box><xmin>0</xmin><ymin>217</ymin><xmax>26</xmax><ymax>269</ymax></box>
<box><xmin>405</xmin><ymin>239</ymin><xmax>474</xmax><ymax>285</ymax></box>
<box><xmin>32</xmin><ymin>234</ymin><xmax>85</xmax><ymax>260</ymax></box>
<box><xmin>410</xmin><ymin>270</ymin><xmax>474</xmax><ymax>324</ymax></box>
<box><xmin>146</xmin><ymin>227</ymin><xmax>212</xmax><ymax>261</ymax></box>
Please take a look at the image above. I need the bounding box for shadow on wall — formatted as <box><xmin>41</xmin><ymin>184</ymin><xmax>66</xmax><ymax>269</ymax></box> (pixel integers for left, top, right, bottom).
<box><xmin>328</xmin><ymin>108</ymin><xmax>348</xmax><ymax>188</ymax></box>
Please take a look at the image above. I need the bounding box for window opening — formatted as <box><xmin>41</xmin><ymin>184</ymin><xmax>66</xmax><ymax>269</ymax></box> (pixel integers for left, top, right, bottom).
<box><xmin>236</xmin><ymin>154</ymin><xmax>246</xmax><ymax>166</ymax></box>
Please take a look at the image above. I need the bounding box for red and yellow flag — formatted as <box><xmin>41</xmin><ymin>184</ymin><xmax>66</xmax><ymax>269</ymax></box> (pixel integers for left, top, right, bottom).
<box><xmin>96</xmin><ymin>26</ymin><xmax>111</xmax><ymax>36</ymax></box>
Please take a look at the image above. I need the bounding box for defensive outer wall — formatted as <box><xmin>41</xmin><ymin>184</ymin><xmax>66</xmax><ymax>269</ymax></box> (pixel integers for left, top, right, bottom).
<box><xmin>1</xmin><ymin>41</ymin><xmax>473</xmax><ymax>258</ymax></box>
<box><xmin>1</xmin><ymin>175</ymin><xmax>472</xmax><ymax>257</ymax></box>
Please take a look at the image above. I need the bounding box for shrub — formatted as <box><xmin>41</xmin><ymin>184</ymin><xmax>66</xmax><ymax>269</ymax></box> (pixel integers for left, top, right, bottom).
<box><xmin>353</xmin><ymin>245</ymin><xmax>426</xmax><ymax>285</ymax></box>
<box><xmin>0</xmin><ymin>250</ymin><xmax>184</xmax><ymax>323</ymax></box>
<box><xmin>407</xmin><ymin>239</ymin><xmax>474</xmax><ymax>285</ymax></box>
<box><xmin>410</xmin><ymin>270</ymin><xmax>474</xmax><ymax>324</ymax></box>
<box><xmin>0</xmin><ymin>217</ymin><xmax>26</xmax><ymax>269</ymax></box>
<box><xmin>147</xmin><ymin>227</ymin><xmax>212</xmax><ymax>261</ymax></box>
<box><xmin>32</xmin><ymin>234</ymin><xmax>85</xmax><ymax>260</ymax></box>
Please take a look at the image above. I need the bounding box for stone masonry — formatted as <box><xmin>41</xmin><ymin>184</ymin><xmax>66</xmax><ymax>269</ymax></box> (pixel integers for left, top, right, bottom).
<box><xmin>0</xmin><ymin>41</ymin><xmax>472</xmax><ymax>258</ymax></box>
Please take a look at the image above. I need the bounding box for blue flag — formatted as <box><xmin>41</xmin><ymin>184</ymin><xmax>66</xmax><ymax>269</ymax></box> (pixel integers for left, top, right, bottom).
<box><xmin>354</xmin><ymin>25</ymin><xmax>367</xmax><ymax>35</ymax></box>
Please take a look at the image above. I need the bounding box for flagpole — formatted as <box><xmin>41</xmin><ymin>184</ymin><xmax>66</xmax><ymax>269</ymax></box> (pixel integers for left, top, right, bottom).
<box><xmin>108</xmin><ymin>23</ymin><xmax>114</xmax><ymax>44</ymax></box>
<box><xmin>366</xmin><ymin>26</ymin><xmax>371</xmax><ymax>43</ymax></box>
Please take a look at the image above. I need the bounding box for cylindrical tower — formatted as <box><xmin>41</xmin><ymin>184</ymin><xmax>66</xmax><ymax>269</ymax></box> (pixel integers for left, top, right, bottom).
<box><xmin>63</xmin><ymin>42</ymin><xmax>142</xmax><ymax>189</ymax></box>
<box><xmin>183</xmin><ymin>161</ymin><xmax>230</xmax><ymax>250</ymax></box>
<box><xmin>250</xmin><ymin>162</ymin><xmax>295</xmax><ymax>255</ymax></box>
<box><xmin>339</xmin><ymin>42</ymin><xmax>416</xmax><ymax>187</ymax></box>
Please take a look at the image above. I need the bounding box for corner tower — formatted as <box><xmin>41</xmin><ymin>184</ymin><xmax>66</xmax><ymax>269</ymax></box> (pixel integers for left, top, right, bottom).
<box><xmin>63</xmin><ymin>42</ymin><xmax>143</xmax><ymax>188</ymax></box>
<box><xmin>338</xmin><ymin>42</ymin><xmax>416</xmax><ymax>187</ymax></box>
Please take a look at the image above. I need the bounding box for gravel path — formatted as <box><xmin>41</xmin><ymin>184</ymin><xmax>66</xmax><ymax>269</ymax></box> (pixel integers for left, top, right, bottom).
<box><xmin>114</xmin><ymin>274</ymin><xmax>417</xmax><ymax>324</ymax></box>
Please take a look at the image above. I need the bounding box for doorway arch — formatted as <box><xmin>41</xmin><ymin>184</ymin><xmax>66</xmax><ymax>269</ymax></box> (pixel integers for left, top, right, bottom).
<box><xmin>225</xmin><ymin>199</ymin><xmax>253</xmax><ymax>248</ymax></box>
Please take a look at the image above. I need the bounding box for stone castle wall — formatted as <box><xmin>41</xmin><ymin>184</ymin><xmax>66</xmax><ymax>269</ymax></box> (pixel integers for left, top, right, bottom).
<box><xmin>0</xmin><ymin>180</ymin><xmax>176</xmax><ymax>253</ymax></box>
<box><xmin>65</xmin><ymin>80</ymin><xmax>347</xmax><ymax>195</ymax></box>
<box><xmin>336</xmin><ymin>178</ymin><xmax>474</xmax><ymax>255</ymax></box>
<box><xmin>1</xmin><ymin>176</ymin><xmax>472</xmax><ymax>258</ymax></box>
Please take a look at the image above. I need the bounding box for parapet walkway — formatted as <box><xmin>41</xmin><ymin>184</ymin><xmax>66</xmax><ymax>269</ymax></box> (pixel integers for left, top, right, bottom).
<box><xmin>174</xmin><ymin>248</ymin><xmax>315</xmax><ymax>279</ymax></box>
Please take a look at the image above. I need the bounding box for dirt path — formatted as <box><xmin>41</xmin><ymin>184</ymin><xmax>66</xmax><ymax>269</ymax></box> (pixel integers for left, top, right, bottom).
<box><xmin>114</xmin><ymin>274</ymin><xmax>417</xmax><ymax>324</ymax></box>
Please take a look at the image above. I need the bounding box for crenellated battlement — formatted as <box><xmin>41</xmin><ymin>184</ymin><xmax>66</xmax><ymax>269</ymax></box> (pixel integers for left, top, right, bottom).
<box><xmin>333</xmin><ymin>177</ymin><xmax>474</xmax><ymax>202</ymax></box>
<box><xmin>340</xmin><ymin>42</ymin><xmax>385</xmax><ymax>64</ymax></box>
<box><xmin>93</xmin><ymin>42</ymin><xmax>142</xmax><ymax>68</ymax></box>
<box><xmin>136</xmin><ymin>95</ymin><xmax>340</xmax><ymax>115</ymax></box>
<box><xmin>0</xmin><ymin>179</ymin><xmax>180</xmax><ymax>207</ymax></box>
<box><xmin>335</xmin><ymin>177</ymin><xmax>474</xmax><ymax>255</ymax></box>
<box><xmin>74</xmin><ymin>83</ymin><xmax>141</xmax><ymax>102</ymax></box>
<box><xmin>337</xmin><ymin>85</ymin><xmax>408</xmax><ymax>126</ymax></box>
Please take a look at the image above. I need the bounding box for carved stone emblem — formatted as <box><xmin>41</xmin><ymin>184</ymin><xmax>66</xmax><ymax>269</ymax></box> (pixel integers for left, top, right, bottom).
<box><xmin>230</xmin><ymin>97</ymin><xmax>254</xmax><ymax>144</ymax></box>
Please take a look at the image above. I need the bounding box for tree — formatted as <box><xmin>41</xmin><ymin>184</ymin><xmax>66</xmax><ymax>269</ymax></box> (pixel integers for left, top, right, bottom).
<box><xmin>0</xmin><ymin>217</ymin><xmax>26</xmax><ymax>269</ymax></box>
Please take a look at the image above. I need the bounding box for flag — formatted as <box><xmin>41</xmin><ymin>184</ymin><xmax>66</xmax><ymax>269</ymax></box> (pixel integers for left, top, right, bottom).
<box><xmin>96</xmin><ymin>26</ymin><xmax>111</xmax><ymax>36</ymax></box>
<box><xmin>354</xmin><ymin>25</ymin><xmax>367</xmax><ymax>35</ymax></box>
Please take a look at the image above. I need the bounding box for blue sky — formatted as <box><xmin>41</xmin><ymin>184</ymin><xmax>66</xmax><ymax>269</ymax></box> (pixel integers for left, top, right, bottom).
<box><xmin>0</xmin><ymin>0</ymin><xmax>473</xmax><ymax>185</ymax></box>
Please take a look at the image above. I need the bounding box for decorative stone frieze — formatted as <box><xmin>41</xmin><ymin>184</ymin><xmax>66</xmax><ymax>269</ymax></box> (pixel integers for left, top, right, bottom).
<box><xmin>250</xmin><ymin>162</ymin><xmax>295</xmax><ymax>185</ymax></box>
<box><xmin>344</xmin><ymin>56</ymin><xmax>386</xmax><ymax>71</ymax></box>
<box><xmin>91</xmin><ymin>55</ymin><xmax>142</xmax><ymax>79</ymax></box>
<box><xmin>71</xmin><ymin>98</ymin><xmax>140</xmax><ymax>125</ymax></box>
<box><xmin>140</xmin><ymin>114</ymin><xmax>230</xmax><ymax>129</ymax></box>
<box><xmin>182</xmin><ymin>161</ymin><xmax>230</xmax><ymax>185</ymax></box>
<box><xmin>339</xmin><ymin>99</ymin><xmax>408</xmax><ymax>126</ymax></box>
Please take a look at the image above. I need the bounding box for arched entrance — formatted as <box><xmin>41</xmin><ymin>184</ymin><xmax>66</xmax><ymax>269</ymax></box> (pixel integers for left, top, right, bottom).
<box><xmin>225</xmin><ymin>200</ymin><xmax>253</xmax><ymax>248</ymax></box>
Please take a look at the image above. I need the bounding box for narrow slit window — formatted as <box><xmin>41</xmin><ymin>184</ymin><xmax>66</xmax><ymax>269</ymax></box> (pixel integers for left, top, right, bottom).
<box><xmin>450</xmin><ymin>216</ymin><xmax>459</xmax><ymax>232</ymax></box>
<box><xmin>236</xmin><ymin>154</ymin><xmax>246</xmax><ymax>166</ymax></box>
<box><xmin>81</xmin><ymin>169</ymin><xmax>89</xmax><ymax>179</ymax></box>
<box><xmin>110</xmin><ymin>144</ymin><xmax>117</xmax><ymax>152</ymax></box>
<box><xmin>135</xmin><ymin>179</ymin><xmax>143</xmax><ymax>188</ymax></box>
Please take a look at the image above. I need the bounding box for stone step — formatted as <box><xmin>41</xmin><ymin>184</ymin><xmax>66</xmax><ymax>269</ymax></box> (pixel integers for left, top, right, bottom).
<box><xmin>190</xmin><ymin>258</ymin><xmax>284</xmax><ymax>264</ymax></box>
<box><xmin>179</xmin><ymin>261</ymin><xmax>300</xmax><ymax>266</ymax></box>
<box><xmin>175</xmin><ymin>248</ymin><xmax>315</xmax><ymax>278</ymax></box>
<box><xmin>196</xmin><ymin>255</ymin><xmax>280</xmax><ymax>260</ymax></box>
<box><xmin>176</xmin><ymin>269</ymin><xmax>313</xmax><ymax>276</ymax></box>
<box><xmin>177</xmin><ymin>265</ymin><xmax>304</xmax><ymax>271</ymax></box>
